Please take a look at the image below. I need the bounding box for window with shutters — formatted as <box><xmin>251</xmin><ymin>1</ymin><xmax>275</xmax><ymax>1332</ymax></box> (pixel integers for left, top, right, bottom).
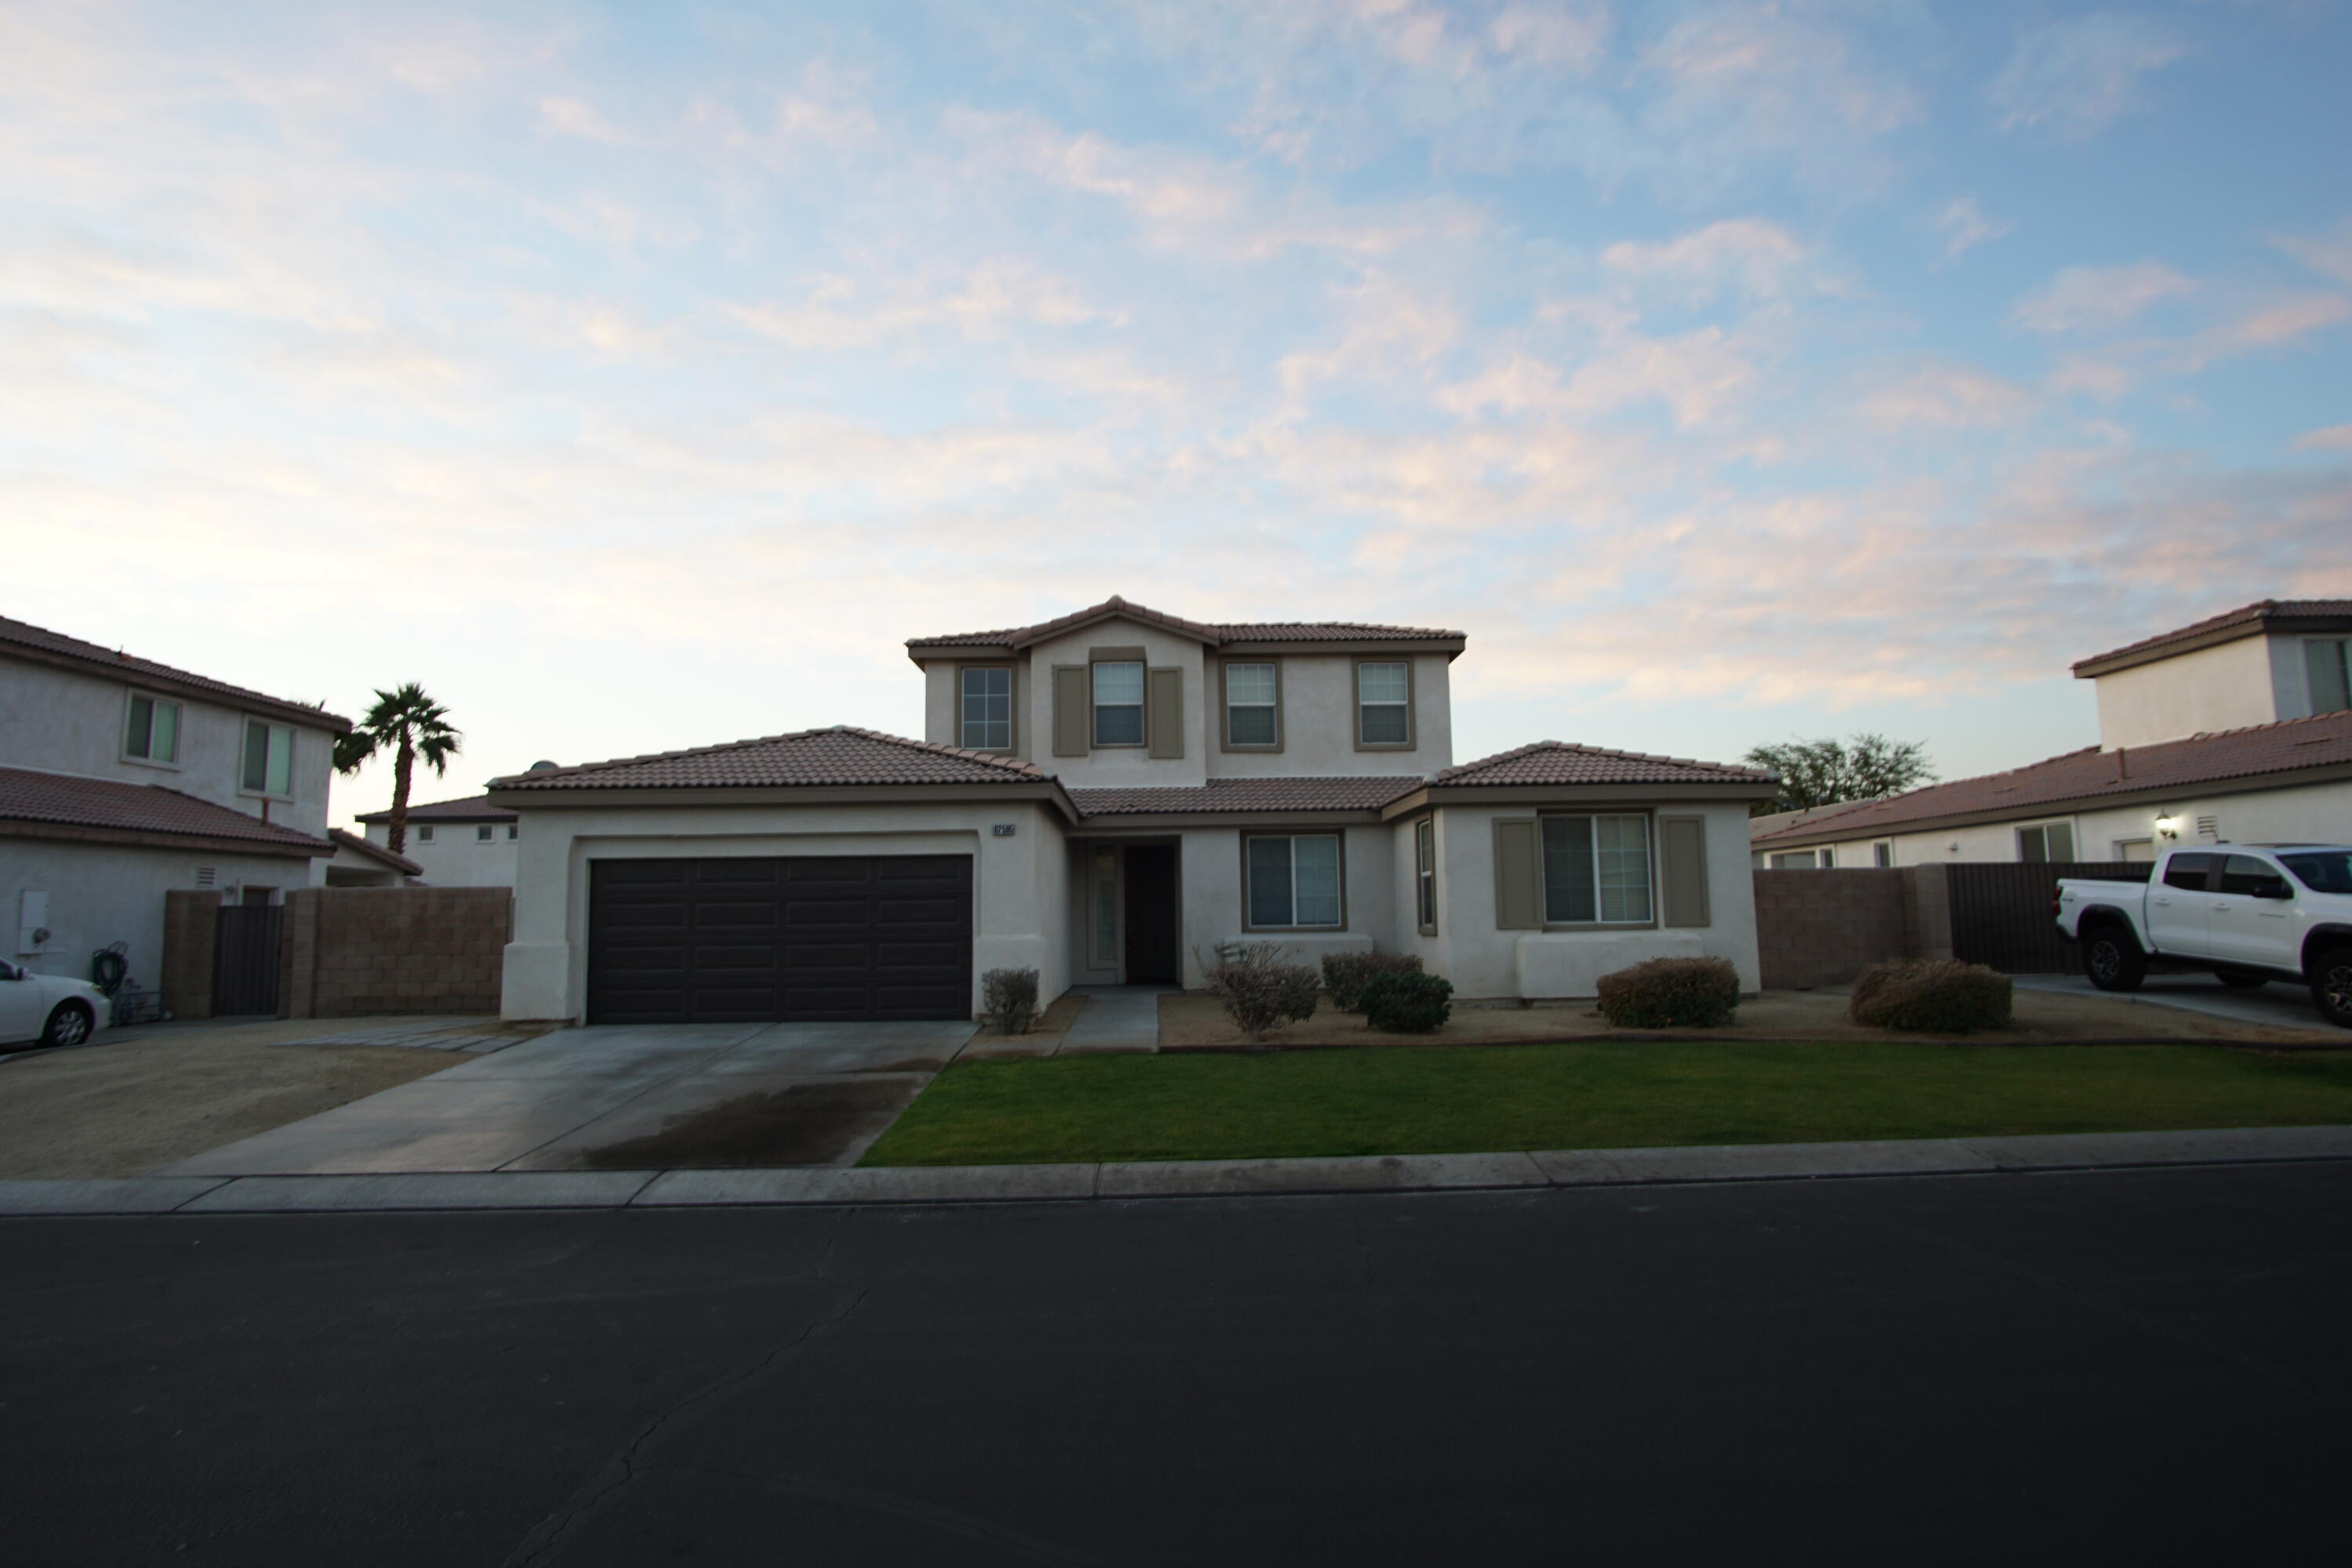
<box><xmin>1540</xmin><ymin>814</ymin><xmax>1653</xmax><ymax>925</ymax></box>
<box><xmin>1244</xmin><ymin>833</ymin><xmax>1344</xmax><ymax>930</ymax></box>
<box><xmin>1093</xmin><ymin>660</ymin><xmax>1145</xmax><ymax>746</ymax></box>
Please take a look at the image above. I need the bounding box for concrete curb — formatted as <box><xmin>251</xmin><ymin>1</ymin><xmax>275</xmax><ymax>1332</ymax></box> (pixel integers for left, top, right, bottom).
<box><xmin>5</xmin><ymin>1125</ymin><xmax>2350</xmax><ymax>1217</ymax></box>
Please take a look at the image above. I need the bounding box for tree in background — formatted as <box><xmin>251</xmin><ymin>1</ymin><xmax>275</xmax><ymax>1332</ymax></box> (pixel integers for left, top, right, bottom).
<box><xmin>1743</xmin><ymin>733</ymin><xmax>1935</xmax><ymax>817</ymax></box>
<box><xmin>334</xmin><ymin>684</ymin><xmax>462</xmax><ymax>853</ymax></box>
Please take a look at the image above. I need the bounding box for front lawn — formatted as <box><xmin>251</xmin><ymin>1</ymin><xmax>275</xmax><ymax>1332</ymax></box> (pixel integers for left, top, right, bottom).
<box><xmin>860</xmin><ymin>1040</ymin><xmax>2352</xmax><ymax>1167</ymax></box>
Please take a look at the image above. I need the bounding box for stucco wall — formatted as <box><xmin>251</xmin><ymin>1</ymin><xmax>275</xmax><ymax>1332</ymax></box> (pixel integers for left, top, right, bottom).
<box><xmin>500</xmin><ymin>797</ymin><xmax>1069</xmax><ymax>1022</ymax></box>
<box><xmin>2091</xmin><ymin>635</ymin><xmax>2279</xmax><ymax>750</ymax></box>
<box><xmin>2</xmin><ymin>837</ymin><xmax>313</xmax><ymax>989</ymax></box>
<box><xmin>1020</xmin><ymin>625</ymin><xmax>1213</xmax><ymax>787</ymax></box>
<box><xmin>1202</xmin><ymin>652</ymin><xmax>1454</xmax><ymax>778</ymax></box>
<box><xmin>0</xmin><ymin>654</ymin><xmax>336</xmax><ymax>843</ymax></box>
<box><xmin>365</xmin><ymin>821</ymin><xmax>519</xmax><ymax>887</ymax></box>
<box><xmin>1173</xmin><ymin>823</ymin><xmax>1392</xmax><ymax>987</ymax></box>
<box><xmin>1431</xmin><ymin>800</ymin><xmax>1762</xmax><ymax>998</ymax></box>
<box><xmin>1797</xmin><ymin>777</ymin><xmax>2352</xmax><ymax>870</ymax></box>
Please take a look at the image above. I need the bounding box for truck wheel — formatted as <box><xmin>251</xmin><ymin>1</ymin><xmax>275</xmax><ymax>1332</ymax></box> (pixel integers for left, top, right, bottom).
<box><xmin>2082</xmin><ymin>927</ymin><xmax>2146</xmax><ymax>992</ymax></box>
<box><xmin>2214</xmin><ymin>970</ymin><xmax>2268</xmax><ymax>989</ymax></box>
<box><xmin>2311</xmin><ymin>948</ymin><xmax>2352</xmax><ymax>1030</ymax></box>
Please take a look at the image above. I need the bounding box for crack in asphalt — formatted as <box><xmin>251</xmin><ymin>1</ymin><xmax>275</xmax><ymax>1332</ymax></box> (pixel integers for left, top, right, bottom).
<box><xmin>499</xmin><ymin>1210</ymin><xmax>869</xmax><ymax>1568</ymax></box>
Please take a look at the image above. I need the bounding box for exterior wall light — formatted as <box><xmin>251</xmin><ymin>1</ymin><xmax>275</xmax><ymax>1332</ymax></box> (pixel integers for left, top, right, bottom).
<box><xmin>2154</xmin><ymin>808</ymin><xmax>2180</xmax><ymax>840</ymax></box>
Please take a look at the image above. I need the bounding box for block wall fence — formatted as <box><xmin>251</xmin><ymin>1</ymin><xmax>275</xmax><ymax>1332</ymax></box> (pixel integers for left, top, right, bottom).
<box><xmin>1751</xmin><ymin>866</ymin><xmax>1955</xmax><ymax>989</ymax></box>
<box><xmin>164</xmin><ymin>887</ymin><xmax>511</xmax><ymax>1019</ymax></box>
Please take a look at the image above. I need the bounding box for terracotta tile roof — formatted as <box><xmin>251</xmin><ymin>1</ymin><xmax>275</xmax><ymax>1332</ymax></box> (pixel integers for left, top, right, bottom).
<box><xmin>488</xmin><ymin>727</ymin><xmax>1053</xmax><ymax>790</ymax></box>
<box><xmin>1436</xmin><ymin>741</ymin><xmax>1777</xmax><ymax>788</ymax></box>
<box><xmin>0</xmin><ymin>612</ymin><xmax>351</xmax><ymax>731</ymax></box>
<box><xmin>1752</xmin><ymin>708</ymin><xmax>2352</xmax><ymax>846</ymax></box>
<box><xmin>0</xmin><ymin>766</ymin><xmax>335</xmax><ymax>854</ymax></box>
<box><xmin>906</xmin><ymin>594</ymin><xmax>1463</xmax><ymax>652</ymax></box>
<box><xmin>2071</xmin><ymin>598</ymin><xmax>2352</xmax><ymax>676</ymax></box>
<box><xmin>328</xmin><ymin>828</ymin><xmax>423</xmax><ymax>874</ymax></box>
<box><xmin>1069</xmin><ymin>777</ymin><xmax>1426</xmax><ymax>816</ymax></box>
<box><xmin>354</xmin><ymin>793</ymin><xmax>516</xmax><ymax>824</ymax></box>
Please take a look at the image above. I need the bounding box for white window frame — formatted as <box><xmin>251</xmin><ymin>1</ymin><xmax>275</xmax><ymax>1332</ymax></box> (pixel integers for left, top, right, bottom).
<box><xmin>416</xmin><ymin>825</ymin><xmax>435</xmax><ymax>844</ymax></box>
<box><xmin>1542</xmin><ymin>813</ymin><xmax>1654</xmax><ymax>926</ymax></box>
<box><xmin>2016</xmin><ymin>819</ymin><xmax>2077</xmax><ymax>863</ymax></box>
<box><xmin>122</xmin><ymin>691</ymin><xmax>183</xmax><ymax>768</ymax></box>
<box><xmin>959</xmin><ymin>665</ymin><xmax>1014</xmax><ymax>753</ymax></box>
<box><xmin>1243</xmin><ymin>833</ymin><xmax>1345</xmax><ymax>931</ymax></box>
<box><xmin>1872</xmin><ymin>840</ymin><xmax>1893</xmax><ymax>868</ymax></box>
<box><xmin>1224</xmin><ymin>662</ymin><xmax>1279</xmax><ymax>750</ymax></box>
<box><xmin>240</xmin><ymin>718</ymin><xmax>294</xmax><ymax>799</ymax></box>
<box><xmin>1091</xmin><ymin>660</ymin><xmax>1145</xmax><ymax>748</ymax></box>
<box><xmin>506</xmin><ymin>824</ymin><xmax>519</xmax><ymax>840</ymax></box>
<box><xmin>476</xmin><ymin>824</ymin><xmax>494</xmax><ymax>843</ymax></box>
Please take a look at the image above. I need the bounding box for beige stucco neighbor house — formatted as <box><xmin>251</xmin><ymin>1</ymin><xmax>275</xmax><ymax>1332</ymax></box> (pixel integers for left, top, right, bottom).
<box><xmin>492</xmin><ymin>597</ymin><xmax>1776</xmax><ymax>1025</ymax></box>
<box><xmin>1753</xmin><ymin>599</ymin><xmax>2352</xmax><ymax>869</ymax></box>
<box><xmin>0</xmin><ymin>613</ymin><xmax>344</xmax><ymax>984</ymax></box>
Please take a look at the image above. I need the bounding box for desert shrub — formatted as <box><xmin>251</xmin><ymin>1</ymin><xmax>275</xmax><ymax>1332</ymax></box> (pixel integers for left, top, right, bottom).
<box><xmin>1595</xmin><ymin>956</ymin><xmax>1742</xmax><ymax>1029</ymax></box>
<box><xmin>1848</xmin><ymin>960</ymin><xmax>2013</xmax><ymax>1033</ymax></box>
<box><xmin>1198</xmin><ymin>943</ymin><xmax>1320</xmax><ymax>1042</ymax></box>
<box><xmin>979</xmin><ymin>967</ymin><xmax>1040</xmax><ymax>1034</ymax></box>
<box><xmin>1321</xmin><ymin>949</ymin><xmax>1425</xmax><ymax>1012</ymax></box>
<box><xmin>1361</xmin><ymin>970</ymin><xmax>1454</xmax><ymax>1033</ymax></box>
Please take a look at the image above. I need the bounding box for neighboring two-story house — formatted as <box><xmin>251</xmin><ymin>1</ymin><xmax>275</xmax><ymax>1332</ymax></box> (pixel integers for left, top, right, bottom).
<box><xmin>492</xmin><ymin>597</ymin><xmax>1774</xmax><ymax>1025</ymax></box>
<box><xmin>0</xmin><ymin>614</ymin><xmax>343</xmax><ymax>984</ymax></box>
<box><xmin>354</xmin><ymin>795</ymin><xmax>521</xmax><ymax>887</ymax></box>
<box><xmin>1753</xmin><ymin>598</ymin><xmax>2352</xmax><ymax>869</ymax></box>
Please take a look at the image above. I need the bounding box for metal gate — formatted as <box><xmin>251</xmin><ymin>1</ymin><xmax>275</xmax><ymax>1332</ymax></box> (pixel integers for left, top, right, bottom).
<box><xmin>1947</xmin><ymin>862</ymin><xmax>2151</xmax><ymax>975</ymax></box>
<box><xmin>212</xmin><ymin>904</ymin><xmax>284</xmax><ymax>1015</ymax></box>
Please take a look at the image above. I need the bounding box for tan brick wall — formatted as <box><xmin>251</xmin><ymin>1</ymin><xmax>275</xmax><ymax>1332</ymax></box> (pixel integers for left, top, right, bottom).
<box><xmin>161</xmin><ymin>890</ymin><xmax>223</xmax><ymax>1020</ymax></box>
<box><xmin>279</xmin><ymin>887</ymin><xmax>513</xmax><ymax>1018</ymax></box>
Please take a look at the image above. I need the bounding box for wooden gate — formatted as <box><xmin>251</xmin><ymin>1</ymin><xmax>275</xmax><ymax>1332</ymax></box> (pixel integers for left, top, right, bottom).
<box><xmin>212</xmin><ymin>904</ymin><xmax>284</xmax><ymax>1015</ymax></box>
<box><xmin>1947</xmin><ymin>862</ymin><xmax>2151</xmax><ymax>975</ymax></box>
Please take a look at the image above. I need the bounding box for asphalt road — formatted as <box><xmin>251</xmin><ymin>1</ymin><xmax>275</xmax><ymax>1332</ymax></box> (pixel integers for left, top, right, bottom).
<box><xmin>5</xmin><ymin>1165</ymin><xmax>2350</xmax><ymax>1566</ymax></box>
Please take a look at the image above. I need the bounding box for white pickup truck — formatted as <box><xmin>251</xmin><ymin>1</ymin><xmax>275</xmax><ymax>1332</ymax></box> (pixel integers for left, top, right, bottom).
<box><xmin>2055</xmin><ymin>844</ymin><xmax>2352</xmax><ymax>1029</ymax></box>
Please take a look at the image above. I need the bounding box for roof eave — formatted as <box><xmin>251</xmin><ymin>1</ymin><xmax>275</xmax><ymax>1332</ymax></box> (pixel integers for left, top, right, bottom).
<box><xmin>1380</xmin><ymin>779</ymin><xmax>1778</xmax><ymax>822</ymax></box>
<box><xmin>0</xmin><ymin>642</ymin><xmax>354</xmax><ymax>732</ymax></box>
<box><xmin>0</xmin><ymin>816</ymin><xmax>336</xmax><ymax>858</ymax></box>
<box><xmin>485</xmin><ymin>779</ymin><xmax>1083</xmax><ymax>823</ymax></box>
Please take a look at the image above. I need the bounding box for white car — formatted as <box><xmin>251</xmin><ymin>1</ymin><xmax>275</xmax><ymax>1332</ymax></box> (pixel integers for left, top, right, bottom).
<box><xmin>0</xmin><ymin>960</ymin><xmax>107</xmax><ymax>1047</ymax></box>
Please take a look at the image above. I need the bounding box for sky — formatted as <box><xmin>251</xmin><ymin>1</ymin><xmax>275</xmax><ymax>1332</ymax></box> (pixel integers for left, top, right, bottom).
<box><xmin>3</xmin><ymin>0</ymin><xmax>2349</xmax><ymax>826</ymax></box>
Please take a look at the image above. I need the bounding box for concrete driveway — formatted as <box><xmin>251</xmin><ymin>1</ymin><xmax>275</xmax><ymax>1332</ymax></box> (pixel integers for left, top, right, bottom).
<box><xmin>2013</xmin><ymin>971</ymin><xmax>2336</xmax><ymax>1033</ymax></box>
<box><xmin>160</xmin><ymin>1019</ymin><xmax>974</xmax><ymax>1177</ymax></box>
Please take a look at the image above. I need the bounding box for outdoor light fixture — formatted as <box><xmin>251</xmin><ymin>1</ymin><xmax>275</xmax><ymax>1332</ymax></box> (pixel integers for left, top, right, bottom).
<box><xmin>2154</xmin><ymin>808</ymin><xmax>2181</xmax><ymax>840</ymax></box>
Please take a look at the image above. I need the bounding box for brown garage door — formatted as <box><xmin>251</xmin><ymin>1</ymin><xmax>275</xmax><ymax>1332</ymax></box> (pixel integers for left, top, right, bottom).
<box><xmin>586</xmin><ymin>856</ymin><xmax>972</xmax><ymax>1025</ymax></box>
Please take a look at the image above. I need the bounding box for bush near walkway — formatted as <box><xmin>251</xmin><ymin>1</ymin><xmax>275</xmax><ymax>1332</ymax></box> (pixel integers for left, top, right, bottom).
<box><xmin>1198</xmin><ymin>943</ymin><xmax>1319</xmax><ymax>1043</ymax></box>
<box><xmin>1322</xmin><ymin>951</ymin><xmax>1424</xmax><ymax>1012</ymax></box>
<box><xmin>1596</xmin><ymin>957</ymin><xmax>1742</xmax><ymax>1029</ymax></box>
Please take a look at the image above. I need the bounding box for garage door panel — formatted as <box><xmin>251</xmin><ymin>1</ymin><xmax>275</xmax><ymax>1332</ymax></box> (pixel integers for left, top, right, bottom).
<box><xmin>588</xmin><ymin>855</ymin><xmax>971</xmax><ymax>1024</ymax></box>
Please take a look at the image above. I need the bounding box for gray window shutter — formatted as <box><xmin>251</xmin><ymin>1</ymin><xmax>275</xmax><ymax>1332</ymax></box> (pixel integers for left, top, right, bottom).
<box><xmin>1659</xmin><ymin>815</ymin><xmax>1711</xmax><ymax>927</ymax></box>
<box><xmin>1146</xmin><ymin>667</ymin><xmax>1184</xmax><ymax>759</ymax></box>
<box><xmin>1493</xmin><ymin>818</ymin><xmax>1541</xmax><ymax>929</ymax></box>
<box><xmin>1051</xmin><ymin>666</ymin><xmax>1088</xmax><ymax>757</ymax></box>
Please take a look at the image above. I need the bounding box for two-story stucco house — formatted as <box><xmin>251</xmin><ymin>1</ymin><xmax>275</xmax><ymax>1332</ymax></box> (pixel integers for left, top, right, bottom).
<box><xmin>0</xmin><ymin>614</ymin><xmax>343</xmax><ymax>983</ymax></box>
<box><xmin>1753</xmin><ymin>598</ymin><xmax>2352</xmax><ymax>869</ymax></box>
<box><xmin>492</xmin><ymin>597</ymin><xmax>1773</xmax><ymax>1025</ymax></box>
<box><xmin>354</xmin><ymin>794</ymin><xmax>522</xmax><ymax>887</ymax></box>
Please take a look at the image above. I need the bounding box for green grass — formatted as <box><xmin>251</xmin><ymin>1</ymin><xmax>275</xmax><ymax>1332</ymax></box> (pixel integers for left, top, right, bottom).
<box><xmin>859</xmin><ymin>1040</ymin><xmax>2352</xmax><ymax>1167</ymax></box>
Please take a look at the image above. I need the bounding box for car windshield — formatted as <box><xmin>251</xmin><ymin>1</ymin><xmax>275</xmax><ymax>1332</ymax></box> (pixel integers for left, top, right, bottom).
<box><xmin>2278</xmin><ymin>851</ymin><xmax>2352</xmax><ymax>894</ymax></box>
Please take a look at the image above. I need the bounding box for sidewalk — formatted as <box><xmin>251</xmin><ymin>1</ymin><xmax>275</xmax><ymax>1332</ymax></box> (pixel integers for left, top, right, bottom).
<box><xmin>7</xmin><ymin>1124</ymin><xmax>2349</xmax><ymax>1216</ymax></box>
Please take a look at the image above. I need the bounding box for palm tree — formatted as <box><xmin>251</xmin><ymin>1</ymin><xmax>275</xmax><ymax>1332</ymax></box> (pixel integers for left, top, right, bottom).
<box><xmin>335</xmin><ymin>684</ymin><xmax>462</xmax><ymax>854</ymax></box>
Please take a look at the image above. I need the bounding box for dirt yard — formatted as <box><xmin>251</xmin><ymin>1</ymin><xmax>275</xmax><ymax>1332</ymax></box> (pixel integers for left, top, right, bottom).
<box><xmin>0</xmin><ymin>1018</ymin><xmax>466</xmax><ymax>1178</ymax></box>
<box><xmin>1157</xmin><ymin>987</ymin><xmax>2347</xmax><ymax>1051</ymax></box>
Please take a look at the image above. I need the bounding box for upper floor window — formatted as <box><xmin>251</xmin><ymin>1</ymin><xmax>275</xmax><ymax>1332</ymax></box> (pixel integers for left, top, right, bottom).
<box><xmin>1225</xmin><ymin>662</ymin><xmax>1278</xmax><ymax>747</ymax></box>
<box><xmin>124</xmin><ymin>693</ymin><xmax>181</xmax><ymax>764</ymax></box>
<box><xmin>1542</xmin><ymin>814</ymin><xmax>1652</xmax><ymax>924</ymax></box>
<box><xmin>1356</xmin><ymin>661</ymin><xmax>1410</xmax><ymax>747</ymax></box>
<box><xmin>960</xmin><ymin>666</ymin><xmax>1012</xmax><ymax>751</ymax></box>
<box><xmin>476</xmin><ymin>825</ymin><xmax>494</xmax><ymax>842</ymax></box>
<box><xmin>417</xmin><ymin>826</ymin><xmax>435</xmax><ymax>844</ymax></box>
<box><xmin>1873</xmin><ymin>841</ymin><xmax>1893</xmax><ymax>868</ymax></box>
<box><xmin>2309</xmin><ymin>638</ymin><xmax>2351</xmax><ymax>716</ymax></box>
<box><xmin>241</xmin><ymin>720</ymin><xmax>292</xmax><ymax>797</ymax></box>
<box><xmin>506</xmin><ymin>824</ymin><xmax>519</xmax><ymax>840</ymax></box>
<box><xmin>2017</xmin><ymin>821</ymin><xmax>2074</xmax><ymax>862</ymax></box>
<box><xmin>1093</xmin><ymin>660</ymin><xmax>1145</xmax><ymax>746</ymax></box>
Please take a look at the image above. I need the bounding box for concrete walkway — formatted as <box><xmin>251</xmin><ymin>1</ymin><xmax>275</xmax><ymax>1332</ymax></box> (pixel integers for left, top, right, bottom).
<box><xmin>13</xmin><ymin>1123</ymin><xmax>2348</xmax><ymax>1215</ymax></box>
<box><xmin>2013</xmin><ymin>971</ymin><xmax>2334</xmax><ymax>1032</ymax></box>
<box><xmin>1056</xmin><ymin>985</ymin><xmax>1171</xmax><ymax>1052</ymax></box>
<box><xmin>155</xmin><ymin>1019</ymin><xmax>975</xmax><ymax>1178</ymax></box>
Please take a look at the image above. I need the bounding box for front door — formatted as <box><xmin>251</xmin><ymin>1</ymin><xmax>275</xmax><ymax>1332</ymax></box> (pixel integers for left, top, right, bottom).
<box><xmin>2208</xmin><ymin>855</ymin><xmax>2298</xmax><ymax>971</ymax></box>
<box><xmin>1122</xmin><ymin>844</ymin><xmax>1179</xmax><ymax>985</ymax></box>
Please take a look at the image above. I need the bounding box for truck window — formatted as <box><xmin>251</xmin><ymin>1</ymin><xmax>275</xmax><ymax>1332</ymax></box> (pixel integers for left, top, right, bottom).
<box><xmin>2279</xmin><ymin>851</ymin><xmax>2352</xmax><ymax>895</ymax></box>
<box><xmin>2218</xmin><ymin>855</ymin><xmax>2290</xmax><ymax>898</ymax></box>
<box><xmin>2161</xmin><ymin>854</ymin><xmax>2219</xmax><ymax>891</ymax></box>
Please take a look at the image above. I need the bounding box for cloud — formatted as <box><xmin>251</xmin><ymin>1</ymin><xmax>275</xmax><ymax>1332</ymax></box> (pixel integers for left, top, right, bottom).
<box><xmin>724</xmin><ymin>263</ymin><xmax>1123</xmax><ymax>351</ymax></box>
<box><xmin>2292</xmin><ymin>423</ymin><xmax>2352</xmax><ymax>452</ymax></box>
<box><xmin>2013</xmin><ymin>262</ymin><xmax>2194</xmax><ymax>333</ymax></box>
<box><xmin>1989</xmin><ymin>11</ymin><xmax>2189</xmax><ymax>135</ymax></box>
<box><xmin>1599</xmin><ymin>218</ymin><xmax>1808</xmax><ymax>304</ymax></box>
<box><xmin>1933</xmin><ymin>197</ymin><xmax>2013</xmax><ymax>258</ymax></box>
<box><xmin>1861</xmin><ymin>364</ymin><xmax>2034</xmax><ymax>430</ymax></box>
<box><xmin>2274</xmin><ymin>218</ymin><xmax>2352</xmax><ymax>286</ymax></box>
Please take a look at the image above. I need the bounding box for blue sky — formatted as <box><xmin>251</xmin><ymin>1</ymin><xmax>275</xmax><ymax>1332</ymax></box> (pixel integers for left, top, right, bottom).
<box><xmin>4</xmin><ymin>0</ymin><xmax>2348</xmax><ymax>823</ymax></box>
